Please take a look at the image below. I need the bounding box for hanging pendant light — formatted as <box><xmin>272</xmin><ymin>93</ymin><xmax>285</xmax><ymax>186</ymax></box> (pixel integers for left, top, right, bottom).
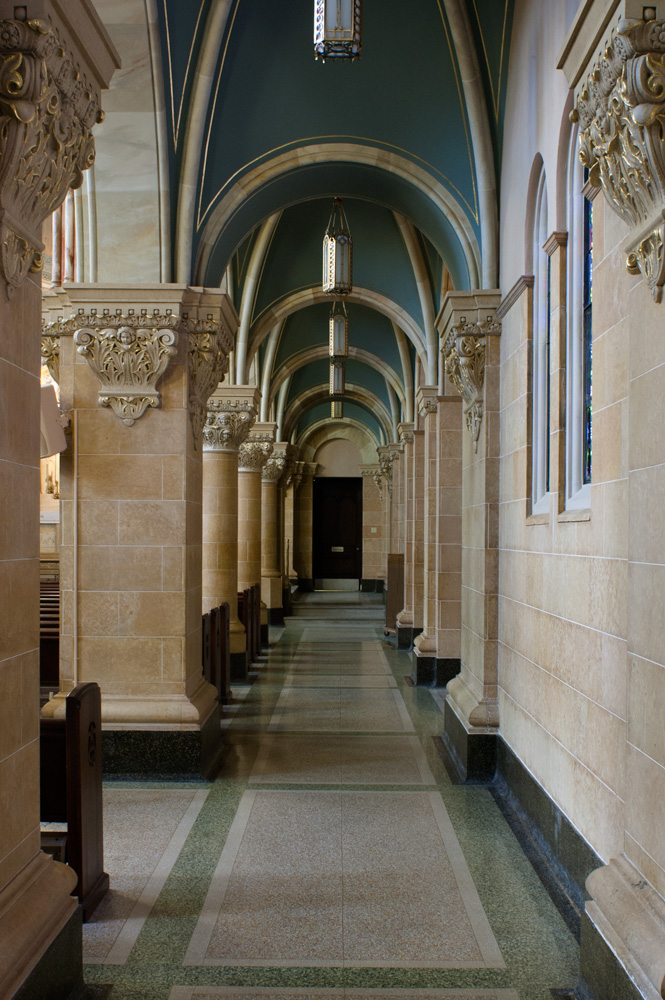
<box><xmin>331</xmin><ymin>400</ymin><xmax>343</xmax><ymax>419</ymax></box>
<box><xmin>323</xmin><ymin>197</ymin><xmax>352</xmax><ymax>295</ymax></box>
<box><xmin>329</xmin><ymin>299</ymin><xmax>349</xmax><ymax>357</ymax></box>
<box><xmin>314</xmin><ymin>0</ymin><xmax>362</xmax><ymax>62</ymax></box>
<box><xmin>330</xmin><ymin>358</ymin><xmax>345</xmax><ymax>395</ymax></box>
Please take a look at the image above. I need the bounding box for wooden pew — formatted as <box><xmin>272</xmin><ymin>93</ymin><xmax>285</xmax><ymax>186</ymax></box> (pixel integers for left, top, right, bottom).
<box><xmin>218</xmin><ymin>602</ymin><xmax>231</xmax><ymax>703</ymax></box>
<box><xmin>40</xmin><ymin>682</ymin><xmax>109</xmax><ymax>921</ymax></box>
<box><xmin>238</xmin><ymin>588</ymin><xmax>258</xmax><ymax>663</ymax></box>
<box><xmin>39</xmin><ymin>579</ymin><xmax>60</xmax><ymax>688</ymax></box>
<box><xmin>252</xmin><ymin>583</ymin><xmax>263</xmax><ymax>653</ymax></box>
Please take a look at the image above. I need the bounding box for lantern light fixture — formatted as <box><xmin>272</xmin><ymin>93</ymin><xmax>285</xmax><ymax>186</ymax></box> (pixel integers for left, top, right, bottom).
<box><xmin>329</xmin><ymin>299</ymin><xmax>349</xmax><ymax>358</ymax></box>
<box><xmin>330</xmin><ymin>358</ymin><xmax>345</xmax><ymax>395</ymax></box>
<box><xmin>314</xmin><ymin>0</ymin><xmax>362</xmax><ymax>62</ymax></box>
<box><xmin>323</xmin><ymin>197</ymin><xmax>352</xmax><ymax>295</ymax></box>
<box><xmin>331</xmin><ymin>400</ymin><xmax>343</xmax><ymax>419</ymax></box>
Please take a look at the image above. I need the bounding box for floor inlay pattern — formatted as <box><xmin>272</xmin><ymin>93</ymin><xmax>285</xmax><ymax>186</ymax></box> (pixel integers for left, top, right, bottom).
<box><xmin>84</xmin><ymin>788</ymin><xmax>209</xmax><ymax>964</ymax></box>
<box><xmin>184</xmin><ymin>789</ymin><xmax>504</xmax><ymax>969</ymax></box>
<box><xmin>83</xmin><ymin>597</ymin><xmax>580</xmax><ymax>999</ymax></box>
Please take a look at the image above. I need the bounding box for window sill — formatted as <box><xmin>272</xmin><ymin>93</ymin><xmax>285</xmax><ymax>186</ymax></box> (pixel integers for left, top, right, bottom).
<box><xmin>557</xmin><ymin>508</ymin><xmax>591</xmax><ymax>523</ymax></box>
<box><xmin>526</xmin><ymin>513</ymin><xmax>549</xmax><ymax>525</ymax></box>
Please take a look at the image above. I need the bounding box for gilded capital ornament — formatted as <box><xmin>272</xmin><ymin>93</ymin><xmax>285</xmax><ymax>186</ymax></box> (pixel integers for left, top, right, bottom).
<box><xmin>203</xmin><ymin>398</ymin><xmax>256</xmax><ymax>453</ymax></box>
<box><xmin>238</xmin><ymin>438</ymin><xmax>273</xmax><ymax>473</ymax></box>
<box><xmin>67</xmin><ymin>312</ymin><xmax>178</xmax><ymax>425</ymax></box>
<box><xmin>573</xmin><ymin>17</ymin><xmax>665</xmax><ymax>301</ymax></box>
<box><xmin>443</xmin><ymin>315</ymin><xmax>500</xmax><ymax>451</ymax></box>
<box><xmin>188</xmin><ymin>320</ymin><xmax>233</xmax><ymax>445</ymax></box>
<box><xmin>0</xmin><ymin>18</ymin><xmax>104</xmax><ymax>295</ymax></box>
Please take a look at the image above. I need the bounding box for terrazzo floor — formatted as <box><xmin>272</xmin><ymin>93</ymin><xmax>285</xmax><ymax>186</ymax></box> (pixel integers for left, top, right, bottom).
<box><xmin>84</xmin><ymin>595</ymin><xmax>579</xmax><ymax>999</ymax></box>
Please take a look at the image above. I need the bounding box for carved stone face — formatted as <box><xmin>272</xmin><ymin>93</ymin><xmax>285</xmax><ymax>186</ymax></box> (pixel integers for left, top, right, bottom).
<box><xmin>117</xmin><ymin>326</ymin><xmax>136</xmax><ymax>346</ymax></box>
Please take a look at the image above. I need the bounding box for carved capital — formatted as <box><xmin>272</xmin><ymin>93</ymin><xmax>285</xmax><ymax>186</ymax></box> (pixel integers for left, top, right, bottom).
<box><xmin>376</xmin><ymin>445</ymin><xmax>396</xmax><ymax>494</ymax></box>
<box><xmin>360</xmin><ymin>463</ymin><xmax>384</xmax><ymax>502</ymax></box>
<box><xmin>203</xmin><ymin>399</ymin><xmax>256</xmax><ymax>452</ymax></box>
<box><xmin>238</xmin><ymin>438</ymin><xmax>273</xmax><ymax>473</ymax></box>
<box><xmin>416</xmin><ymin>385</ymin><xmax>439</xmax><ymax>419</ymax></box>
<box><xmin>66</xmin><ymin>312</ymin><xmax>178</xmax><ymax>425</ymax></box>
<box><xmin>573</xmin><ymin>17</ymin><xmax>665</xmax><ymax>301</ymax></box>
<box><xmin>188</xmin><ymin>320</ymin><xmax>233</xmax><ymax>445</ymax></box>
<box><xmin>41</xmin><ymin>330</ymin><xmax>60</xmax><ymax>384</ymax></box>
<box><xmin>0</xmin><ymin>19</ymin><xmax>105</xmax><ymax>295</ymax></box>
<box><xmin>398</xmin><ymin>421</ymin><xmax>414</xmax><ymax>446</ymax></box>
<box><xmin>262</xmin><ymin>452</ymin><xmax>287</xmax><ymax>483</ymax></box>
<box><xmin>443</xmin><ymin>315</ymin><xmax>500</xmax><ymax>452</ymax></box>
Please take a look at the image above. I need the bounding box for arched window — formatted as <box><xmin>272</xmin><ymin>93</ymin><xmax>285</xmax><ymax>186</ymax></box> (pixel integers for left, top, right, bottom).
<box><xmin>566</xmin><ymin>129</ymin><xmax>592</xmax><ymax>508</ymax></box>
<box><xmin>531</xmin><ymin>170</ymin><xmax>550</xmax><ymax>514</ymax></box>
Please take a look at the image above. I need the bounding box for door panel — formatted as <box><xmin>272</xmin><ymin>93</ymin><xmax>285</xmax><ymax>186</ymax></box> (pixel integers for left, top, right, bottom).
<box><xmin>313</xmin><ymin>477</ymin><xmax>362</xmax><ymax>579</ymax></box>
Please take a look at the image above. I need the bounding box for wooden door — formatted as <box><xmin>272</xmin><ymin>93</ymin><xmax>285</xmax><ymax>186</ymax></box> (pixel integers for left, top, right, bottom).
<box><xmin>313</xmin><ymin>477</ymin><xmax>362</xmax><ymax>580</ymax></box>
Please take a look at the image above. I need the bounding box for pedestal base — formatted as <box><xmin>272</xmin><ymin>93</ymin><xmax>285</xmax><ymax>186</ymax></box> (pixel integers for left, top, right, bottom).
<box><xmin>102</xmin><ymin>706</ymin><xmax>223</xmax><ymax>779</ymax></box>
<box><xmin>360</xmin><ymin>578</ymin><xmax>385</xmax><ymax>593</ymax></box>
<box><xmin>12</xmin><ymin>906</ymin><xmax>82</xmax><ymax>1000</ymax></box>
<box><xmin>397</xmin><ymin>624</ymin><xmax>422</xmax><ymax>650</ymax></box>
<box><xmin>410</xmin><ymin>652</ymin><xmax>460</xmax><ymax>687</ymax></box>
<box><xmin>441</xmin><ymin>697</ymin><xmax>497</xmax><ymax>782</ymax></box>
<box><xmin>268</xmin><ymin>607</ymin><xmax>285</xmax><ymax>626</ymax></box>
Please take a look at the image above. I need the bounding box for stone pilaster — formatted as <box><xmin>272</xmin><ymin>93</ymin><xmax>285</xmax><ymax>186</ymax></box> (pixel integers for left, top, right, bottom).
<box><xmin>412</xmin><ymin>386</ymin><xmax>440</xmax><ymax>684</ymax></box>
<box><xmin>293</xmin><ymin>462</ymin><xmax>317</xmax><ymax>589</ymax></box>
<box><xmin>203</xmin><ymin>386</ymin><xmax>259</xmax><ymax>681</ymax></box>
<box><xmin>395</xmin><ymin>422</ymin><xmax>417</xmax><ymax>648</ymax></box>
<box><xmin>438</xmin><ymin>290</ymin><xmax>501</xmax><ymax>781</ymax></box>
<box><xmin>238</xmin><ymin>421</ymin><xmax>275</xmax><ymax>648</ymax></box>
<box><xmin>261</xmin><ymin>441</ymin><xmax>291</xmax><ymax>625</ymax></box>
<box><xmin>41</xmin><ymin>286</ymin><xmax>236</xmax><ymax>781</ymax></box>
<box><xmin>0</xmin><ymin>7</ymin><xmax>118</xmax><ymax>997</ymax></box>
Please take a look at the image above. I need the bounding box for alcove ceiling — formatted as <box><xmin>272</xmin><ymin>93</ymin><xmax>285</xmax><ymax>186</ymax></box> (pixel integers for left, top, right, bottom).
<box><xmin>156</xmin><ymin>0</ymin><xmax>513</xmax><ymax>446</ymax></box>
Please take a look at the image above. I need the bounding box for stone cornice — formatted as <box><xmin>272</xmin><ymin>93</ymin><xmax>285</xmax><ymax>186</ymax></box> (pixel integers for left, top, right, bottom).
<box><xmin>572</xmin><ymin>15</ymin><xmax>665</xmax><ymax>300</ymax></box>
<box><xmin>495</xmin><ymin>275</ymin><xmax>534</xmax><ymax>320</ymax></box>
<box><xmin>543</xmin><ymin>231</ymin><xmax>568</xmax><ymax>257</ymax></box>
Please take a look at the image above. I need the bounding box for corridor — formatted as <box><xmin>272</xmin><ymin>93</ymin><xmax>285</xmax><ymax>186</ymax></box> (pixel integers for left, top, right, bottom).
<box><xmin>82</xmin><ymin>595</ymin><xmax>578</xmax><ymax>999</ymax></box>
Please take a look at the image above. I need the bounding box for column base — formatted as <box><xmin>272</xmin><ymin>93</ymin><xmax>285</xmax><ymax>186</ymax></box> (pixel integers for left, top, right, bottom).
<box><xmin>267</xmin><ymin>607</ymin><xmax>284</xmax><ymax>626</ymax></box>
<box><xmin>441</xmin><ymin>697</ymin><xmax>497</xmax><ymax>782</ymax></box>
<box><xmin>230</xmin><ymin>649</ymin><xmax>248</xmax><ymax>681</ymax></box>
<box><xmin>11</xmin><ymin>906</ymin><xmax>82</xmax><ymax>1000</ymax></box>
<box><xmin>0</xmin><ymin>854</ymin><xmax>79</xmax><ymax>1000</ymax></box>
<box><xmin>410</xmin><ymin>652</ymin><xmax>460</xmax><ymax>687</ymax></box>
<box><xmin>102</xmin><ymin>706</ymin><xmax>223</xmax><ymax>779</ymax></box>
<box><xmin>397</xmin><ymin>624</ymin><xmax>421</xmax><ymax>649</ymax></box>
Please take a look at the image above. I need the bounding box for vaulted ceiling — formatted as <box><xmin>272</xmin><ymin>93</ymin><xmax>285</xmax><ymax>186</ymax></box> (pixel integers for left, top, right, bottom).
<box><xmin>150</xmin><ymin>0</ymin><xmax>513</xmax><ymax>447</ymax></box>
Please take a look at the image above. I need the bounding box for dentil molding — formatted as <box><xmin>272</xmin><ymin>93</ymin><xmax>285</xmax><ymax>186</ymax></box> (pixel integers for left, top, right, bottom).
<box><xmin>0</xmin><ymin>17</ymin><xmax>107</xmax><ymax>295</ymax></box>
<box><xmin>572</xmin><ymin>16</ymin><xmax>665</xmax><ymax>301</ymax></box>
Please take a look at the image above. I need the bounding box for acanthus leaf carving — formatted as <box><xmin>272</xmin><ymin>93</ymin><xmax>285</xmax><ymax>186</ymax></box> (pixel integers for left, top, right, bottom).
<box><xmin>41</xmin><ymin>329</ymin><xmax>60</xmax><ymax>384</ymax></box>
<box><xmin>238</xmin><ymin>438</ymin><xmax>273</xmax><ymax>473</ymax></box>
<box><xmin>203</xmin><ymin>398</ymin><xmax>256</xmax><ymax>453</ymax></box>
<box><xmin>0</xmin><ymin>19</ymin><xmax>104</xmax><ymax>294</ymax></box>
<box><xmin>262</xmin><ymin>453</ymin><xmax>287</xmax><ymax>484</ymax></box>
<box><xmin>573</xmin><ymin>17</ymin><xmax>665</xmax><ymax>301</ymax></box>
<box><xmin>443</xmin><ymin>316</ymin><xmax>500</xmax><ymax>452</ymax></box>
<box><xmin>69</xmin><ymin>313</ymin><xmax>178</xmax><ymax>425</ymax></box>
<box><xmin>188</xmin><ymin>320</ymin><xmax>233</xmax><ymax>446</ymax></box>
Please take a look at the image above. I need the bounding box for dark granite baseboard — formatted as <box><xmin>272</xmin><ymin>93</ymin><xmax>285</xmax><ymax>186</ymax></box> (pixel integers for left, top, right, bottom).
<box><xmin>260</xmin><ymin>623</ymin><xmax>269</xmax><ymax>647</ymax></box>
<box><xmin>102</xmin><ymin>708</ymin><xmax>223</xmax><ymax>780</ymax></box>
<box><xmin>297</xmin><ymin>577</ymin><xmax>314</xmax><ymax>592</ymax></box>
<box><xmin>360</xmin><ymin>578</ymin><xmax>385</xmax><ymax>593</ymax></box>
<box><xmin>440</xmin><ymin>699</ymin><xmax>497</xmax><ymax>782</ymax></box>
<box><xmin>396</xmin><ymin>624</ymin><xmax>422</xmax><ymax>650</ymax></box>
<box><xmin>410</xmin><ymin>653</ymin><xmax>460</xmax><ymax>687</ymax></box>
<box><xmin>230</xmin><ymin>649</ymin><xmax>248</xmax><ymax>682</ymax></box>
<box><xmin>13</xmin><ymin>907</ymin><xmax>82</xmax><ymax>1000</ymax></box>
<box><xmin>580</xmin><ymin>909</ymin><xmax>643</xmax><ymax>1000</ymax></box>
<box><xmin>267</xmin><ymin>607</ymin><xmax>284</xmax><ymax>626</ymax></box>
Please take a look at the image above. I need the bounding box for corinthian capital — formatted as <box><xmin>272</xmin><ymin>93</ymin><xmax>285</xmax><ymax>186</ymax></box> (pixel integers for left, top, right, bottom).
<box><xmin>65</xmin><ymin>312</ymin><xmax>179</xmax><ymax>426</ymax></box>
<box><xmin>572</xmin><ymin>17</ymin><xmax>665</xmax><ymax>301</ymax></box>
<box><xmin>188</xmin><ymin>319</ymin><xmax>233</xmax><ymax>446</ymax></box>
<box><xmin>203</xmin><ymin>386</ymin><xmax>259</xmax><ymax>453</ymax></box>
<box><xmin>443</xmin><ymin>318</ymin><xmax>499</xmax><ymax>451</ymax></box>
<box><xmin>238</xmin><ymin>439</ymin><xmax>273</xmax><ymax>473</ymax></box>
<box><xmin>0</xmin><ymin>17</ymin><xmax>110</xmax><ymax>294</ymax></box>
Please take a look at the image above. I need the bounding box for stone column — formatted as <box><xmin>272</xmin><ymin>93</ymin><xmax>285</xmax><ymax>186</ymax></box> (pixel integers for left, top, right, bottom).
<box><xmin>438</xmin><ymin>291</ymin><xmax>501</xmax><ymax>780</ymax></box>
<box><xmin>435</xmin><ymin>395</ymin><xmax>463</xmax><ymax>686</ymax></box>
<box><xmin>294</xmin><ymin>462</ymin><xmax>317</xmax><ymax>589</ymax></box>
<box><xmin>396</xmin><ymin>422</ymin><xmax>415</xmax><ymax>648</ymax></box>
<box><xmin>359</xmin><ymin>464</ymin><xmax>386</xmax><ymax>591</ymax></box>
<box><xmin>238</xmin><ymin>423</ymin><xmax>275</xmax><ymax>646</ymax></box>
<box><xmin>285</xmin><ymin>460</ymin><xmax>303</xmax><ymax>581</ymax></box>
<box><xmin>261</xmin><ymin>441</ymin><xmax>290</xmax><ymax>626</ymax></box>
<box><xmin>41</xmin><ymin>286</ymin><xmax>235</xmax><ymax>783</ymax></box>
<box><xmin>202</xmin><ymin>386</ymin><xmax>259</xmax><ymax>681</ymax></box>
<box><xmin>0</xmin><ymin>10</ymin><xmax>117</xmax><ymax>996</ymax></box>
<box><xmin>412</xmin><ymin>386</ymin><xmax>440</xmax><ymax>685</ymax></box>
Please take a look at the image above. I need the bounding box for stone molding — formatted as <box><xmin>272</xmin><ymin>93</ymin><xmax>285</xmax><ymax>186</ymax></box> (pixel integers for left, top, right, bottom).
<box><xmin>572</xmin><ymin>16</ymin><xmax>665</xmax><ymax>301</ymax></box>
<box><xmin>188</xmin><ymin>320</ymin><xmax>233</xmax><ymax>445</ymax></box>
<box><xmin>62</xmin><ymin>311</ymin><xmax>178</xmax><ymax>426</ymax></box>
<box><xmin>398</xmin><ymin>421</ymin><xmax>414</xmax><ymax>445</ymax></box>
<box><xmin>0</xmin><ymin>17</ymin><xmax>108</xmax><ymax>294</ymax></box>
<box><xmin>495</xmin><ymin>275</ymin><xmax>534</xmax><ymax>320</ymax></box>
<box><xmin>543</xmin><ymin>231</ymin><xmax>568</xmax><ymax>257</ymax></box>
<box><xmin>238</xmin><ymin>438</ymin><xmax>273</xmax><ymax>473</ymax></box>
<box><xmin>416</xmin><ymin>385</ymin><xmax>439</xmax><ymax>419</ymax></box>
<box><xmin>360</xmin><ymin>462</ymin><xmax>384</xmax><ymax>502</ymax></box>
